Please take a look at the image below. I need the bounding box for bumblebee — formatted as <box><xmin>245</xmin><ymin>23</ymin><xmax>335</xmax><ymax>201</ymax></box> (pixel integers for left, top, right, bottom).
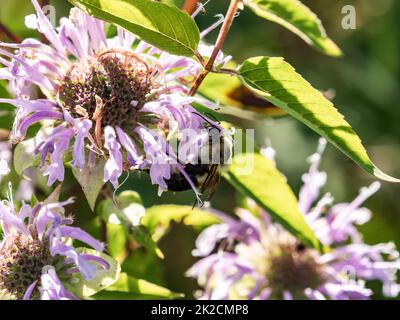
<box><xmin>166</xmin><ymin>124</ymin><xmax>232</xmax><ymax>200</ymax></box>
<box><xmin>166</xmin><ymin>163</ymin><xmax>219</xmax><ymax>193</ymax></box>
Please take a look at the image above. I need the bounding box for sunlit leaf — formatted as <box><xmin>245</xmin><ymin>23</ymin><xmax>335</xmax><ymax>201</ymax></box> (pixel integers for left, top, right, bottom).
<box><xmin>13</xmin><ymin>137</ymin><xmax>41</xmax><ymax>176</ymax></box>
<box><xmin>130</xmin><ymin>225</ymin><xmax>164</xmax><ymax>259</ymax></box>
<box><xmin>68</xmin><ymin>0</ymin><xmax>200</xmax><ymax>56</ymax></box>
<box><xmin>98</xmin><ymin>190</ymin><xmax>145</xmax><ymax>226</ymax></box>
<box><xmin>245</xmin><ymin>0</ymin><xmax>342</xmax><ymax>56</ymax></box>
<box><xmin>0</xmin><ymin>291</ymin><xmax>14</xmax><ymax>300</ymax></box>
<box><xmin>238</xmin><ymin>56</ymin><xmax>399</xmax><ymax>183</ymax></box>
<box><xmin>106</xmin><ymin>223</ymin><xmax>128</xmax><ymax>263</ymax></box>
<box><xmin>92</xmin><ymin>273</ymin><xmax>183</xmax><ymax>300</ymax></box>
<box><xmin>72</xmin><ymin>158</ymin><xmax>106</xmax><ymax>211</ymax></box>
<box><xmin>224</xmin><ymin>152</ymin><xmax>323</xmax><ymax>251</ymax></box>
<box><xmin>65</xmin><ymin>248</ymin><xmax>121</xmax><ymax>297</ymax></box>
<box><xmin>142</xmin><ymin>205</ymin><xmax>220</xmax><ymax>242</ymax></box>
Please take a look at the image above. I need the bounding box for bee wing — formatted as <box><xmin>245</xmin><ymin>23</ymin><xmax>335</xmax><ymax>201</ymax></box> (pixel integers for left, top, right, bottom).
<box><xmin>200</xmin><ymin>164</ymin><xmax>221</xmax><ymax>199</ymax></box>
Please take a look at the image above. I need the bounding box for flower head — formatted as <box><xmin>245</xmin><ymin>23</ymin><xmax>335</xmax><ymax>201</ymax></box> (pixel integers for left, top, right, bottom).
<box><xmin>187</xmin><ymin>139</ymin><xmax>400</xmax><ymax>300</ymax></box>
<box><xmin>0</xmin><ymin>188</ymin><xmax>109</xmax><ymax>300</ymax></box>
<box><xmin>0</xmin><ymin>1</ymin><xmax>231</xmax><ymax>201</ymax></box>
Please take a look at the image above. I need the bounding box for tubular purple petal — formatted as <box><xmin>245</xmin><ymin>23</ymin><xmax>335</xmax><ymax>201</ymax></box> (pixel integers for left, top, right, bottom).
<box><xmin>17</xmin><ymin>111</ymin><xmax>63</xmax><ymax>139</ymax></box>
<box><xmin>40</xmin><ymin>267</ymin><xmax>78</xmax><ymax>300</ymax></box>
<box><xmin>23</xmin><ymin>281</ymin><xmax>38</xmax><ymax>300</ymax></box>
<box><xmin>31</xmin><ymin>0</ymin><xmax>65</xmax><ymax>54</ymax></box>
<box><xmin>115</xmin><ymin>126</ymin><xmax>142</xmax><ymax>166</ymax></box>
<box><xmin>80</xmin><ymin>254</ymin><xmax>111</xmax><ymax>270</ymax></box>
<box><xmin>59</xmin><ymin>226</ymin><xmax>104</xmax><ymax>252</ymax></box>
<box><xmin>103</xmin><ymin>126</ymin><xmax>123</xmax><ymax>188</ymax></box>
<box><xmin>71</xmin><ymin>119</ymin><xmax>92</xmax><ymax>168</ymax></box>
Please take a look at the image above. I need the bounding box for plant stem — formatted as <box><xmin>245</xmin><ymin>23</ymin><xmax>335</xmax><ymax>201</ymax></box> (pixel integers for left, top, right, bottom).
<box><xmin>182</xmin><ymin>0</ymin><xmax>198</xmax><ymax>15</ymax></box>
<box><xmin>189</xmin><ymin>0</ymin><xmax>240</xmax><ymax>96</ymax></box>
<box><xmin>100</xmin><ymin>219</ymin><xmax>108</xmax><ymax>243</ymax></box>
<box><xmin>215</xmin><ymin>68</ymin><xmax>239</xmax><ymax>76</ymax></box>
<box><xmin>40</xmin><ymin>0</ymin><xmax>49</xmax><ymax>7</ymax></box>
<box><xmin>0</xmin><ymin>22</ymin><xmax>20</xmax><ymax>43</ymax></box>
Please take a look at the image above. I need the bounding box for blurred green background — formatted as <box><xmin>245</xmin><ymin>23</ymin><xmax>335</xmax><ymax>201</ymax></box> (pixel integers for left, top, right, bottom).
<box><xmin>0</xmin><ymin>0</ymin><xmax>399</xmax><ymax>299</ymax></box>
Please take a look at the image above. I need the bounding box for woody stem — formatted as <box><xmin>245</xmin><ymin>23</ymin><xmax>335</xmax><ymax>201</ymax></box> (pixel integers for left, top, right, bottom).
<box><xmin>189</xmin><ymin>0</ymin><xmax>240</xmax><ymax>96</ymax></box>
<box><xmin>0</xmin><ymin>22</ymin><xmax>20</xmax><ymax>43</ymax></box>
<box><xmin>182</xmin><ymin>0</ymin><xmax>198</xmax><ymax>15</ymax></box>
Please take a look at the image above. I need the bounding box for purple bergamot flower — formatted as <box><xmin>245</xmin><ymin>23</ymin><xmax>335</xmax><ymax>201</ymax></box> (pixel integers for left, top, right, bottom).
<box><xmin>0</xmin><ymin>184</ymin><xmax>111</xmax><ymax>300</ymax></box>
<box><xmin>0</xmin><ymin>1</ymin><xmax>231</xmax><ymax>201</ymax></box>
<box><xmin>187</xmin><ymin>139</ymin><xmax>400</xmax><ymax>300</ymax></box>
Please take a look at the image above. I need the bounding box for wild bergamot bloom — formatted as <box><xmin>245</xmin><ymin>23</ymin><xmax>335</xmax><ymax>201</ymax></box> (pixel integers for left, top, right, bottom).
<box><xmin>0</xmin><ymin>1</ymin><xmax>231</xmax><ymax>201</ymax></box>
<box><xmin>0</xmin><ymin>181</ymin><xmax>112</xmax><ymax>300</ymax></box>
<box><xmin>187</xmin><ymin>139</ymin><xmax>400</xmax><ymax>300</ymax></box>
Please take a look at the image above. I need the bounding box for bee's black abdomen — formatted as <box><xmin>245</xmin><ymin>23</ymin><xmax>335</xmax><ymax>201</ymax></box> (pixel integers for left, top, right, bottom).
<box><xmin>186</xmin><ymin>163</ymin><xmax>210</xmax><ymax>176</ymax></box>
<box><xmin>165</xmin><ymin>164</ymin><xmax>211</xmax><ymax>192</ymax></box>
<box><xmin>165</xmin><ymin>172</ymin><xmax>192</xmax><ymax>192</ymax></box>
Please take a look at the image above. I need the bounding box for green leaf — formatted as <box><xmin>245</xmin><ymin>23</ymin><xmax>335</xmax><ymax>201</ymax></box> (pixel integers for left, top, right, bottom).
<box><xmin>0</xmin><ymin>291</ymin><xmax>14</xmax><ymax>300</ymax></box>
<box><xmin>106</xmin><ymin>223</ymin><xmax>128</xmax><ymax>262</ymax></box>
<box><xmin>0</xmin><ymin>81</ymin><xmax>9</xmax><ymax>95</ymax></box>
<box><xmin>129</xmin><ymin>224</ymin><xmax>164</xmax><ymax>259</ymax></box>
<box><xmin>0</xmin><ymin>0</ymin><xmax>35</xmax><ymax>35</ymax></box>
<box><xmin>0</xmin><ymin>81</ymin><xmax>14</xmax><ymax>131</ymax></box>
<box><xmin>224</xmin><ymin>152</ymin><xmax>323</xmax><ymax>251</ymax></box>
<box><xmin>122</xmin><ymin>249</ymin><xmax>166</xmax><ymax>285</ymax></box>
<box><xmin>92</xmin><ymin>273</ymin><xmax>183</xmax><ymax>300</ymax></box>
<box><xmin>245</xmin><ymin>0</ymin><xmax>342</xmax><ymax>57</ymax></box>
<box><xmin>30</xmin><ymin>193</ymin><xmax>40</xmax><ymax>207</ymax></box>
<box><xmin>97</xmin><ymin>191</ymin><xmax>164</xmax><ymax>258</ymax></box>
<box><xmin>119</xmin><ymin>190</ymin><xmax>143</xmax><ymax>205</ymax></box>
<box><xmin>68</xmin><ymin>0</ymin><xmax>200</xmax><ymax>57</ymax></box>
<box><xmin>65</xmin><ymin>248</ymin><xmax>121</xmax><ymax>298</ymax></box>
<box><xmin>238</xmin><ymin>56</ymin><xmax>399</xmax><ymax>183</ymax></box>
<box><xmin>72</xmin><ymin>158</ymin><xmax>106</xmax><ymax>211</ymax></box>
<box><xmin>97</xmin><ymin>190</ymin><xmax>144</xmax><ymax>226</ymax></box>
<box><xmin>13</xmin><ymin>137</ymin><xmax>41</xmax><ymax>176</ymax></box>
<box><xmin>43</xmin><ymin>184</ymin><xmax>62</xmax><ymax>205</ymax></box>
<box><xmin>142</xmin><ymin>205</ymin><xmax>220</xmax><ymax>242</ymax></box>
